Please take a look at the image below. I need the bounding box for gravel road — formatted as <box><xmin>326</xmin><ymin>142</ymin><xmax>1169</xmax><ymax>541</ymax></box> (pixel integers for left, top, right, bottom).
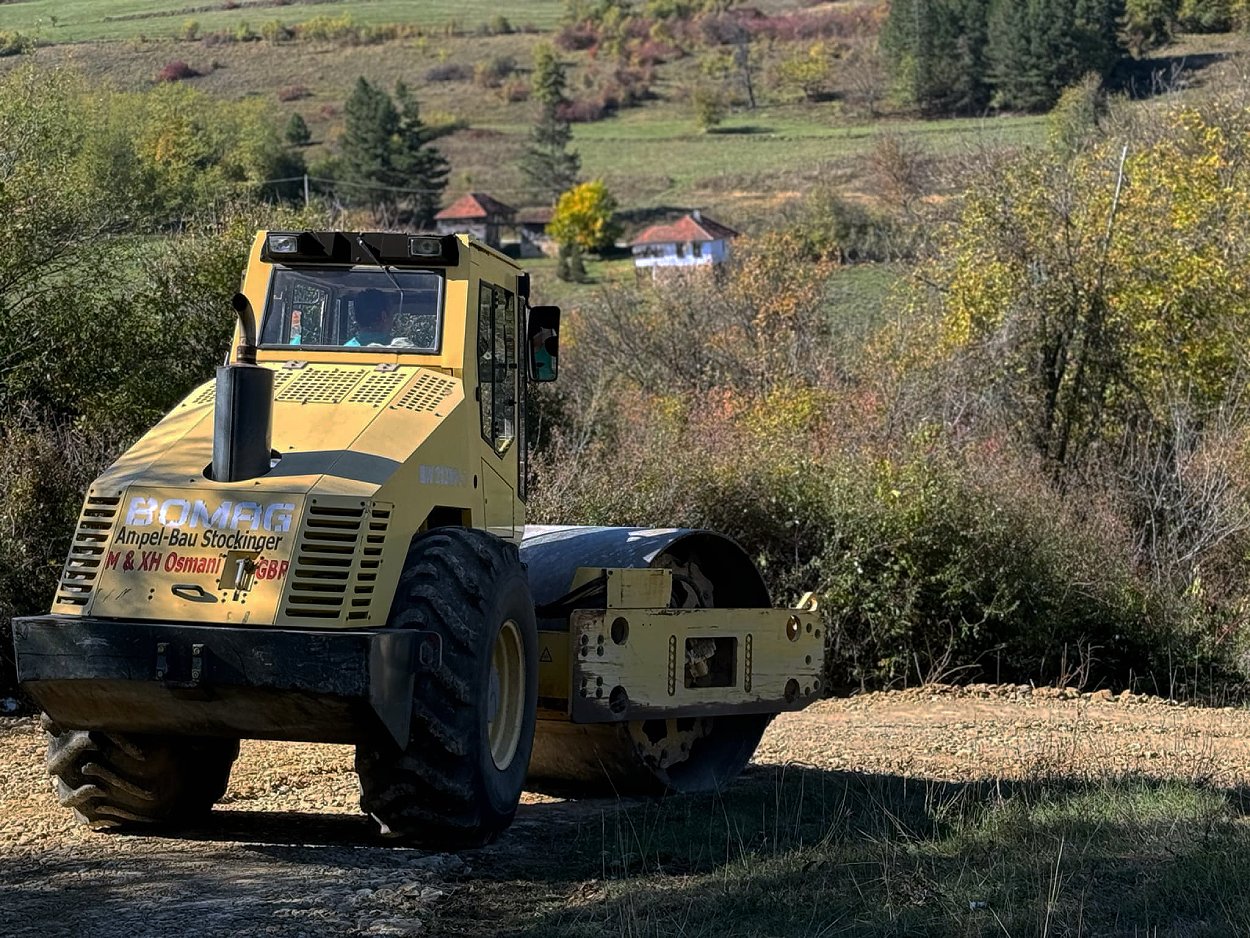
<box><xmin>4</xmin><ymin>685</ymin><xmax>1248</xmax><ymax>937</ymax></box>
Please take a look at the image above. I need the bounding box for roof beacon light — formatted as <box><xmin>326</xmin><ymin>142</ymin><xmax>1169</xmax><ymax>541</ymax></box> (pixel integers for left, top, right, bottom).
<box><xmin>267</xmin><ymin>233</ymin><xmax>300</xmax><ymax>254</ymax></box>
<box><xmin>409</xmin><ymin>237</ymin><xmax>442</xmax><ymax>257</ymax></box>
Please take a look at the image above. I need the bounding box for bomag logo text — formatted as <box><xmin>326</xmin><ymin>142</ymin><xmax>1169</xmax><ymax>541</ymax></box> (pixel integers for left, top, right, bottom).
<box><xmin>124</xmin><ymin>497</ymin><xmax>295</xmax><ymax>533</ymax></box>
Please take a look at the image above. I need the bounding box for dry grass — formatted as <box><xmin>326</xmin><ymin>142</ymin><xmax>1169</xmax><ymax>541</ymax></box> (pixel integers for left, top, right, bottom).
<box><xmin>437</xmin><ymin>759</ymin><xmax>1250</xmax><ymax>937</ymax></box>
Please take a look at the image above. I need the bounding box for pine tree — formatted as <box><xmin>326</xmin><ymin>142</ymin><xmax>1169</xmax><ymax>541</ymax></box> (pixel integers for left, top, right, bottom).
<box><xmin>393</xmin><ymin>81</ymin><xmax>449</xmax><ymax>227</ymax></box>
<box><xmin>521</xmin><ymin>45</ymin><xmax>581</xmax><ymax>203</ymax></box>
<box><xmin>339</xmin><ymin>77</ymin><xmax>449</xmax><ymax>225</ymax></box>
<box><xmin>284</xmin><ymin>112</ymin><xmax>311</xmax><ymax>147</ymax></box>
<box><xmin>985</xmin><ymin>1</ymin><xmax>1027</xmax><ymax>109</ymax></box>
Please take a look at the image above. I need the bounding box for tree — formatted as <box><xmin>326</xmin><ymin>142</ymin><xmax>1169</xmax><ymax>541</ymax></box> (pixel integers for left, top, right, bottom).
<box><xmin>521</xmin><ymin>45</ymin><xmax>581</xmax><ymax>202</ymax></box>
<box><xmin>339</xmin><ymin>77</ymin><xmax>448</xmax><ymax>225</ymax></box>
<box><xmin>923</xmin><ymin>97</ymin><xmax>1250</xmax><ymax>477</ymax></box>
<box><xmin>777</xmin><ymin>42</ymin><xmax>838</xmax><ymax>102</ymax></box>
<box><xmin>884</xmin><ymin>0</ymin><xmax>1125</xmax><ymax>115</ymax></box>
<box><xmin>393</xmin><ymin>81</ymin><xmax>449</xmax><ymax>227</ymax></box>
<box><xmin>285</xmin><ymin>112</ymin><xmax>311</xmax><ymax>147</ymax></box>
<box><xmin>547</xmin><ymin>179</ymin><xmax>622</xmax><ymax>253</ymax></box>
<box><xmin>692</xmin><ymin>83</ymin><xmax>727</xmax><ymax>131</ymax></box>
<box><xmin>1121</xmin><ymin>0</ymin><xmax>1179</xmax><ymax>54</ymax></box>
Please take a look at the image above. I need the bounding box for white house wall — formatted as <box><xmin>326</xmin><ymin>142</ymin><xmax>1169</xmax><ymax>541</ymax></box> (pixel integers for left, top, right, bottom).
<box><xmin>632</xmin><ymin>239</ymin><xmax>729</xmax><ymax>269</ymax></box>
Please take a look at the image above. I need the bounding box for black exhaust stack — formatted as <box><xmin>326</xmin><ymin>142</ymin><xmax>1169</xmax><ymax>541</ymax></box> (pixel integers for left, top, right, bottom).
<box><xmin>212</xmin><ymin>293</ymin><xmax>273</xmax><ymax>483</ymax></box>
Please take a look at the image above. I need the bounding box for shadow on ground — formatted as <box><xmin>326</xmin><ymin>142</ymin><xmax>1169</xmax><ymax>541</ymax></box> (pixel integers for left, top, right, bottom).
<box><xmin>1107</xmin><ymin>51</ymin><xmax>1229</xmax><ymax>98</ymax></box>
<box><xmin>3</xmin><ymin>765</ymin><xmax>1250</xmax><ymax>937</ymax></box>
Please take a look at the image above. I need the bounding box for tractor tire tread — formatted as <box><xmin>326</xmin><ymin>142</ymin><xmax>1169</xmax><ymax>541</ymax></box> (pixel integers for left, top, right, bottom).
<box><xmin>356</xmin><ymin>528</ymin><xmax>535</xmax><ymax>848</ymax></box>
<box><xmin>45</xmin><ymin>723</ymin><xmax>239</xmax><ymax>831</ymax></box>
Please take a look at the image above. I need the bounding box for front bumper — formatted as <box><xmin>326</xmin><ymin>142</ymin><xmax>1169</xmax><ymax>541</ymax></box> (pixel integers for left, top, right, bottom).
<box><xmin>12</xmin><ymin>616</ymin><xmax>438</xmax><ymax>746</ymax></box>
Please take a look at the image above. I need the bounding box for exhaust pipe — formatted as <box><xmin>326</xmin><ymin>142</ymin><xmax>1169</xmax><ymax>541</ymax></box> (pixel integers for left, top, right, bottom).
<box><xmin>212</xmin><ymin>293</ymin><xmax>273</xmax><ymax>483</ymax></box>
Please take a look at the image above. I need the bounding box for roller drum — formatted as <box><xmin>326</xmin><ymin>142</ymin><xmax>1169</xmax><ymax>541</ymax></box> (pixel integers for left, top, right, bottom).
<box><xmin>521</xmin><ymin>525</ymin><xmax>773</xmax><ymax>795</ymax></box>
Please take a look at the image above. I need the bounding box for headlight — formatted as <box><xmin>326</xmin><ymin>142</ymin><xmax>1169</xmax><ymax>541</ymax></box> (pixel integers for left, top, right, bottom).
<box><xmin>409</xmin><ymin>236</ymin><xmax>442</xmax><ymax>257</ymax></box>
<box><xmin>267</xmin><ymin>233</ymin><xmax>301</xmax><ymax>254</ymax></box>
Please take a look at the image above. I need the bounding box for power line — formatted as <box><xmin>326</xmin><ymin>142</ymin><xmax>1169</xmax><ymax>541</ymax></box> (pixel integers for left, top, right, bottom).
<box><xmin>255</xmin><ymin>174</ymin><xmax>549</xmax><ymax>199</ymax></box>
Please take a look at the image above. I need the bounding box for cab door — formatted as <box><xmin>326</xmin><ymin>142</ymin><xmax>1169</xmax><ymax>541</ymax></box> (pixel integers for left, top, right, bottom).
<box><xmin>475</xmin><ymin>275</ymin><xmax>520</xmax><ymax>539</ymax></box>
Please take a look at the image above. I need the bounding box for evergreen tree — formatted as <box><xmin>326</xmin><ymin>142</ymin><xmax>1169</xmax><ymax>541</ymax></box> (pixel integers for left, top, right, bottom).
<box><xmin>393</xmin><ymin>81</ymin><xmax>449</xmax><ymax>227</ymax></box>
<box><xmin>882</xmin><ymin>0</ymin><xmax>991</xmax><ymax>116</ymax></box>
<box><xmin>521</xmin><ymin>45</ymin><xmax>581</xmax><ymax>202</ymax></box>
<box><xmin>986</xmin><ymin>0</ymin><xmax>1037</xmax><ymax>109</ymax></box>
<box><xmin>284</xmin><ymin>112</ymin><xmax>311</xmax><ymax>147</ymax></box>
<box><xmin>885</xmin><ymin>0</ymin><xmax>1126</xmax><ymax>114</ymax></box>
<box><xmin>340</xmin><ymin>77</ymin><xmax>448</xmax><ymax>225</ymax></box>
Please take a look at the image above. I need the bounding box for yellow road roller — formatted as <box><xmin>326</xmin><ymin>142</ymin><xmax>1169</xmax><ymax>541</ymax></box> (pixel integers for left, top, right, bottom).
<box><xmin>12</xmin><ymin>230</ymin><xmax>825</xmax><ymax>846</ymax></box>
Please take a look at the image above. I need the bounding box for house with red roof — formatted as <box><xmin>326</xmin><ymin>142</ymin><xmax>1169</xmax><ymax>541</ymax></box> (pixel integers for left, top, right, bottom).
<box><xmin>434</xmin><ymin>192</ymin><xmax>516</xmax><ymax>249</ymax></box>
<box><xmin>629</xmin><ymin>211</ymin><xmax>739</xmax><ymax>278</ymax></box>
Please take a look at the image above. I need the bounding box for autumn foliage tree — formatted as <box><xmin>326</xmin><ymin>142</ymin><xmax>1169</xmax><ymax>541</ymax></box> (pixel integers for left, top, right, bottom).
<box><xmin>547</xmin><ymin>179</ymin><xmax>622</xmax><ymax>281</ymax></box>
<box><xmin>547</xmin><ymin>179</ymin><xmax>622</xmax><ymax>253</ymax></box>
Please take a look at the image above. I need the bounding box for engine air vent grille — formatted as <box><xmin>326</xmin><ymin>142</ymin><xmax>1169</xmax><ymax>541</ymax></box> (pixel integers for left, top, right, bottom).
<box><xmin>54</xmin><ymin>496</ymin><xmax>121</xmax><ymax>610</ymax></box>
<box><xmin>284</xmin><ymin>503</ymin><xmax>365</xmax><ymax>620</ymax></box>
<box><xmin>276</xmin><ymin>367</ymin><xmax>367</xmax><ymax>405</ymax></box>
<box><xmin>347</xmin><ymin>505</ymin><xmax>392</xmax><ymax>622</ymax></box>
<box><xmin>350</xmin><ymin>371</ymin><xmax>410</xmax><ymax>407</ymax></box>
<box><xmin>188</xmin><ymin>368</ymin><xmax>298</xmax><ymax>407</ymax></box>
<box><xmin>394</xmin><ymin>372</ymin><xmax>456</xmax><ymax>413</ymax></box>
<box><xmin>189</xmin><ymin>382</ymin><xmax>216</xmax><ymax>407</ymax></box>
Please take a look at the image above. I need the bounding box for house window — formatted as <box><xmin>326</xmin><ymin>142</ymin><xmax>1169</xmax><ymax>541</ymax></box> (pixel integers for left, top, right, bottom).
<box><xmin>675</xmin><ymin>242</ymin><xmax>685</xmax><ymax>258</ymax></box>
<box><xmin>477</xmin><ymin>282</ymin><xmax>516</xmax><ymax>457</ymax></box>
<box><xmin>692</xmin><ymin>241</ymin><xmax>703</xmax><ymax>258</ymax></box>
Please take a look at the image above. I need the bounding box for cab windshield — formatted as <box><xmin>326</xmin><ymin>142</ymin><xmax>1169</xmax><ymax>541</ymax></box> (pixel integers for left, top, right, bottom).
<box><xmin>260</xmin><ymin>267</ymin><xmax>443</xmax><ymax>352</ymax></box>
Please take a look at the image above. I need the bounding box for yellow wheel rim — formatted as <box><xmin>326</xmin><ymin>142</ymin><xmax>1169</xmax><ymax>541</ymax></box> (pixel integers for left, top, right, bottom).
<box><xmin>487</xmin><ymin>619</ymin><xmax>525</xmax><ymax>771</ymax></box>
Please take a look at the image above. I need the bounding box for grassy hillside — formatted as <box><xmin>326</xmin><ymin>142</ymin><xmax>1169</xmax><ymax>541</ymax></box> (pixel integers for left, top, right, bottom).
<box><xmin>5</xmin><ymin>30</ymin><xmax>1045</xmax><ymax>229</ymax></box>
<box><xmin>0</xmin><ymin>0</ymin><xmax>818</xmax><ymax>43</ymax></box>
<box><xmin>0</xmin><ymin>0</ymin><xmax>568</xmax><ymax>42</ymax></box>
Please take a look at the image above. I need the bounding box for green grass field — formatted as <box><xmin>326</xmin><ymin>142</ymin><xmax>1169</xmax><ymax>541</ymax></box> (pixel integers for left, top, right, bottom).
<box><xmin>0</xmin><ymin>0</ymin><xmax>824</xmax><ymax>43</ymax></box>
<box><xmin>0</xmin><ymin>0</ymin><xmax>568</xmax><ymax>43</ymax></box>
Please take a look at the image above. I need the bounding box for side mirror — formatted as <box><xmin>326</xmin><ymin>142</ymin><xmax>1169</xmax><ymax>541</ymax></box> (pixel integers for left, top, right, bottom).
<box><xmin>526</xmin><ymin>305</ymin><xmax>560</xmax><ymax>382</ymax></box>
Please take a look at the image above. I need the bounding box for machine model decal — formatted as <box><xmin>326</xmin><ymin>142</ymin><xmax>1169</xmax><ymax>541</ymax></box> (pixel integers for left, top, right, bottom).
<box><xmin>123</xmin><ymin>497</ymin><xmax>295</xmax><ymax>532</ymax></box>
<box><xmin>418</xmin><ymin>464</ymin><xmax>466</xmax><ymax>487</ymax></box>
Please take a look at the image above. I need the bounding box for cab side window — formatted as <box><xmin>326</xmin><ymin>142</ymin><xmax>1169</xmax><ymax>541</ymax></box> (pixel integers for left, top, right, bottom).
<box><xmin>477</xmin><ymin>282</ymin><xmax>516</xmax><ymax>456</ymax></box>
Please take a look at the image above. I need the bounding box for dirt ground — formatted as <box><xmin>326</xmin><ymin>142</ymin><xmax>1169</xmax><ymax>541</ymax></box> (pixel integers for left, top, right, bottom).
<box><xmin>3</xmin><ymin>685</ymin><xmax>1249</xmax><ymax>937</ymax></box>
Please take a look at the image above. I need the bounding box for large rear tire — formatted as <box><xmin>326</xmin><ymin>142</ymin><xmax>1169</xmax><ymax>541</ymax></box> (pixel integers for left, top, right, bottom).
<box><xmin>355</xmin><ymin>528</ymin><xmax>538</xmax><ymax>848</ymax></box>
<box><xmin>43</xmin><ymin>715</ymin><xmax>238</xmax><ymax>831</ymax></box>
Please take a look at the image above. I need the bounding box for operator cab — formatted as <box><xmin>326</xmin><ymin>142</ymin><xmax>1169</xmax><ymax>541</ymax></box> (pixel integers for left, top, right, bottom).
<box><xmin>260</xmin><ymin>267</ymin><xmax>443</xmax><ymax>351</ymax></box>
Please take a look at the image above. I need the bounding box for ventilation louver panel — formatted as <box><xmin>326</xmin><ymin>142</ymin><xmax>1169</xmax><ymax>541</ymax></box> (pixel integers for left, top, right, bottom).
<box><xmin>276</xmin><ymin>367</ymin><xmax>368</xmax><ymax>404</ymax></box>
<box><xmin>284</xmin><ymin>504</ymin><xmax>365</xmax><ymax>620</ymax></box>
<box><xmin>347</xmin><ymin>505</ymin><xmax>391</xmax><ymax>622</ymax></box>
<box><xmin>350</xmin><ymin>371</ymin><xmax>411</xmax><ymax>407</ymax></box>
<box><xmin>189</xmin><ymin>382</ymin><xmax>217</xmax><ymax>407</ymax></box>
<box><xmin>187</xmin><ymin>368</ymin><xmax>299</xmax><ymax>407</ymax></box>
<box><xmin>394</xmin><ymin>372</ymin><xmax>456</xmax><ymax>413</ymax></box>
<box><xmin>54</xmin><ymin>496</ymin><xmax>120</xmax><ymax>609</ymax></box>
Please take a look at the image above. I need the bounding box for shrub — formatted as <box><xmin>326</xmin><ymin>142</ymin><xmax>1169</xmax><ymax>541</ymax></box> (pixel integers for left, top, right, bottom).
<box><xmin>156</xmin><ymin>60</ymin><xmax>199</xmax><ymax>82</ymax></box>
<box><xmin>0</xmin><ymin>31</ymin><xmax>33</xmax><ymax>57</ymax></box>
<box><xmin>473</xmin><ymin>54</ymin><xmax>516</xmax><ymax>89</ymax></box>
<box><xmin>296</xmin><ymin>14</ymin><xmax>359</xmax><ymax>43</ymax></box>
<box><xmin>179</xmin><ymin>19</ymin><xmax>201</xmax><ymax>41</ymax></box>
<box><xmin>557</xmin><ymin>97</ymin><xmax>608</xmax><ymax>122</ymax></box>
<box><xmin>261</xmin><ymin>19</ymin><xmax>294</xmax><ymax>43</ymax></box>
<box><xmin>500</xmin><ymin>77</ymin><xmax>530</xmax><ymax>103</ymax></box>
<box><xmin>556</xmin><ymin>22</ymin><xmax>599</xmax><ymax>51</ymax></box>
<box><xmin>692</xmin><ymin>84</ymin><xmax>727</xmax><ymax>131</ymax></box>
<box><xmin>276</xmin><ymin>83</ymin><xmax>311</xmax><ymax>102</ymax></box>
<box><xmin>426</xmin><ymin>62</ymin><xmax>471</xmax><ymax>82</ymax></box>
